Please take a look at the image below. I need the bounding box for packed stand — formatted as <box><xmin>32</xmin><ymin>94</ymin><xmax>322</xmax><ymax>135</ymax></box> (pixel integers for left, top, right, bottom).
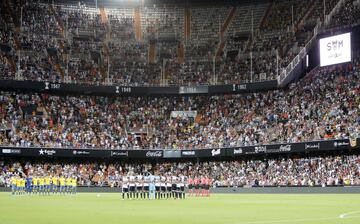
<box><xmin>0</xmin><ymin>57</ymin><xmax>359</xmax><ymax>149</ymax></box>
<box><xmin>329</xmin><ymin>0</ymin><xmax>360</xmax><ymax>28</ymax></box>
<box><xmin>1</xmin><ymin>154</ymin><xmax>360</xmax><ymax>187</ymax></box>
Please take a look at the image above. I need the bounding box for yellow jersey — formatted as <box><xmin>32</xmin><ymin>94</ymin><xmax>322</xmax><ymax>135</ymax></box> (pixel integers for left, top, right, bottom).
<box><xmin>59</xmin><ymin>177</ymin><xmax>65</xmax><ymax>186</ymax></box>
<box><xmin>66</xmin><ymin>178</ymin><xmax>71</xmax><ymax>186</ymax></box>
<box><xmin>10</xmin><ymin>177</ymin><xmax>17</xmax><ymax>185</ymax></box>
<box><xmin>39</xmin><ymin>178</ymin><xmax>45</xmax><ymax>186</ymax></box>
<box><xmin>33</xmin><ymin>178</ymin><xmax>38</xmax><ymax>186</ymax></box>
<box><xmin>72</xmin><ymin>178</ymin><xmax>77</xmax><ymax>187</ymax></box>
<box><xmin>21</xmin><ymin>179</ymin><xmax>26</xmax><ymax>187</ymax></box>
<box><xmin>45</xmin><ymin>177</ymin><xmax>51</xmax><ymax>185</ymax></box>
<box><xmin>16</xmin><ymin>179</ymin><xmax>21</xmax><ymax>187</ymax></box>
<box><xmin>52</xmin><ymin>177</ymin><xmax>58</xmax><ymax>185</ymax></box>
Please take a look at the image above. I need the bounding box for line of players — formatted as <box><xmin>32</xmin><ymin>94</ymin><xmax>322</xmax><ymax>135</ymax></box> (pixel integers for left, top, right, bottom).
<box><xmin>10</xmin><ymin>175</ymin><xmax>77</xmax><ymax>195</ymax></box>
<box><xmin>121</xmin><ymin>176</ymin><xmax>186</xmax><ymax>200</ymax></box>
<box><xmin>187</xmin><ymin>176</ymin><xmax>212</xmax><ymax>197</ymax></box>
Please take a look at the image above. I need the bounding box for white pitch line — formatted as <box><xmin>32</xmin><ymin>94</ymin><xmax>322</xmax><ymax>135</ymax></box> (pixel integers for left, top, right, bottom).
<box><xmin>339</xmin><ymin>211</ymin><xmax>360</xmax><ymax>219</ymax></box>
<box><xmin>234</xmin><ymin>217</ymin><xmax>336</xmax><ymax>224</ymax></box>
<box><xmin>233</xmin><ymin>211</ymin><xmax>360</xmax><ymax>224</ymax></box>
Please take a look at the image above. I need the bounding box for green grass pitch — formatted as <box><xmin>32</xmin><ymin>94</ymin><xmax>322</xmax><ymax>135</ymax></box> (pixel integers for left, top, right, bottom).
<box><xmin>0</xmin><ymin>193</ymin><xmax>360</xmax><ymax>224</ymax></box>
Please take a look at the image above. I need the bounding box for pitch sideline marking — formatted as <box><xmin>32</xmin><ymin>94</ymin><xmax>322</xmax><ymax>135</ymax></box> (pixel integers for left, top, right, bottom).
<box><xmin>339</xmin><ymin>211</ymin><xmax>360</xmax><ymax>219</ymax></box>
<box><xmin>236</xmin><ymin>217</ymin><xmax>335</xmax><ymax>224</ymax></box>
<box><xmin>233</xmin><ymin>211</ymin><xmax>360</xmax><ymax>224</ymax></box>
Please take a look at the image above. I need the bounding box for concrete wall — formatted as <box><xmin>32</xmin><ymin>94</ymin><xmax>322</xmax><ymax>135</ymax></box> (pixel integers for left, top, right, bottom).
<box><xmin>1</xmin><ymin>186</ymin><xmax>360</xmax><ymax>193</ymax></box>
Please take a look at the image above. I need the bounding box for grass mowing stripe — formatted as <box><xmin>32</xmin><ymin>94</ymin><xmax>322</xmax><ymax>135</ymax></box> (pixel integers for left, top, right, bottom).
<box><xmin>0</xmin><ymin>193</ymin><xmax>359</xmax><ymax>224</ymax></box>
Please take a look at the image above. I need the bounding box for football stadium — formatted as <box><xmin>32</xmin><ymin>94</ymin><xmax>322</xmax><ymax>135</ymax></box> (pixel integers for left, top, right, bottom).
<box><xmin>0</xmin><ymin>0</ymin><xmax>360</xmax><ymax>223</ymax></box>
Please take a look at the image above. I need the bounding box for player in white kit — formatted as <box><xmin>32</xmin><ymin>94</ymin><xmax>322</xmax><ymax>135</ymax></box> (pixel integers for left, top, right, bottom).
<box><xmin>121</xmin><ymin>176</ymin><xmax>129</xmax><ymax>200</ymax></box>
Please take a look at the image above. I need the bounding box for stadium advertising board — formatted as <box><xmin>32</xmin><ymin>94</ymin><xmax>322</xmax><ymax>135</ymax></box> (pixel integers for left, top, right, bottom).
<box><xmin>0</xmin><ymin>139</ymin><xmax>355</xmax><ymax>159</ymax></box>
<box><xmin>319</xmin><ymin>32</ymin><xmax>352</xmax><ymax>67</ymax></box>
<box><xmin>226</xmin><ymin>139</ymin><xmax>353</xmax><ymax>157</ymax></box>
<box><xmin>180</xmin><ymin>149</ymin><xmax>227</xmax><ymax>158</ymax></box>
<box><xmin>181</xmin><ymin>150</ymin><xmax>197</xmax><ymax>157</ymax></box>
<box><xmin>163</xmin><ymin>150</ymin><xmax>181</xmax><ymax>158</ymax></box>
<box><xmin>179</xmin><ymin>86</ymin><xmax>209</xmax><ymax>94</ymax></box>
<box><xmin>128</xmin><ymin>150</ymin><xmax>164</xmax><ymax>158</ymax></box>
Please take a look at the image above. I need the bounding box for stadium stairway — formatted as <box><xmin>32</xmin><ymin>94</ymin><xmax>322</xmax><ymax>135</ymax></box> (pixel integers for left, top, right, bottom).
<box><xmin>49</xmin><ymin>5</ymin><xmax>65</xmax><ymax>37</ymax></box>
<box><xmin>4</xmin><ymin>55</ymin><xmax>16</xmax><ymax>73</ymax></box>
<box><xmin>99</xmin><ymin>7</ymin><xmax>111</xmax><ymax>83</ymax></box>
<box><xmin>215</xmin><ymin>7</ymin><xmax>236</xmax><ymax>59</ymax></box>
<box><xmin>99</xmin><ymin>7</ymin><xmax>111</xmax><ymax>41</ymax></box>
<box><xmin>220</xmin><ymin>7</ymin><xmax>237</xmax><ymax>38</ymax></box>
<box><xmin>134</xmin><ymin>8</ymin><xmax>142</xmax><ymax>42</ymax></box>
<box><xmin>99</xmin><ymin>7</ymin><xmax>109</xmax><ymax>26</ymax></box>
<box><xmin>55</xmin><ymin>63</ymin><xmax>65</xmax><ymax>80</ymax></box>
<box><xmin>148</xmin><ymin>40</ymin><xmax>156</xmax><ymax>63</ymax></box>
<box><xmin>12</xmin><ymin>35</ymin><xmax>21</xmax><ymax>52</ymax></box>
<box><xmin>195</xmin><ymin>115</ymin><xmax>202</xmax><ymax>124</ymax></box>
<box><xmin>178</xmin><ymin>42</ymin><xmax>185</xmax><ymax>64</ymax></box>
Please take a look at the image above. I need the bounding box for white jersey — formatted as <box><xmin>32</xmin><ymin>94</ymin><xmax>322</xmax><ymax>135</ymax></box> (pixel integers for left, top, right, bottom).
<box><xmin>122</xmin><ymin>182</ymin><xmax>128</xmax><ymax>189</ymax></box>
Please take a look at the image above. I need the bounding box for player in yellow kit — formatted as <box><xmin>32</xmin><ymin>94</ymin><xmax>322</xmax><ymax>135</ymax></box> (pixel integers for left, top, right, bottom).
<box><xmin>16</xmin><ymin>177</ymin><xmax>22</xmax><ymax>195</ymax></box>
<box><xmin>45</xmin><ymin>176</ymin><xmax>51</xmax><ymax>194</ymax></box>
<box><xmin>32</xmin><ymin>176</ymin><xmax>38</xmax><ymax>194</ymax></box>
<box><xmin>66</xmin><ymin>177</ymin><xmax>72</xmax><ymax>194</ymax></box>
<box><xmin>59</xmin><ymin>176</ymin><xmax>66</xmax><ymax>194</ymax></box>
<box><xmin>38</xmin><ymin>177</ymin><xmax>45</xmax><ymax>194</ymax></box>
<box><xmin>10</xmin><ymin>176</ymin><xmax>17</xmax><ymax>195</ymax></box>
<box><xmin>71</xmin><ymin>177</ymin><xmax>77</xmax><ymax>194</ymax></box>
<box><xmin>21</xmin><ymin>178</ymin><xmax>26</xmax><ymax>194</ymax></box>
<box><xmin>52</xmin><ymin>176</ymin><xmax>58</xmax><ymax>194</ymax></box>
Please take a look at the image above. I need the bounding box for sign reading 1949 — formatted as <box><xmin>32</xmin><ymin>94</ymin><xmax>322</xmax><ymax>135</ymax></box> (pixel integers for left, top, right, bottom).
<box><xmin>116</xmin><ymin>86</ymin><xmax>132</xmax><ymax>93</ymax></box>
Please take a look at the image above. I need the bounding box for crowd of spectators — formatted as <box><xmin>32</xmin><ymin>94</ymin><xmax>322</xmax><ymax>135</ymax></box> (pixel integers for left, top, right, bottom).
<box><xmin>1</xmin><ymin>0</ymin><xmax>358</xmax><ymax>86</ymax></box>
<box><xmin>329</xmin><ymin>0</ymin><xmax>360</xmax><ymax>28</ymax></box>
<box><xmin>0</xmin><ymin>58</ymin><xmax>359</xmax><ymax>150</ymax></box>
<box><xmin>1</xmin><ymin>154</ymin><xmax>359</xmax><ymax>187</ymax></box>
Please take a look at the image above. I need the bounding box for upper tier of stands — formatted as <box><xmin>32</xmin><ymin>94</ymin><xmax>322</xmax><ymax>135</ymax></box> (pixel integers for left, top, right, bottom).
<box><xmin>1</xmin><ymin>0</ymin><xmax>358</xmax><ymax>86</ymax></box>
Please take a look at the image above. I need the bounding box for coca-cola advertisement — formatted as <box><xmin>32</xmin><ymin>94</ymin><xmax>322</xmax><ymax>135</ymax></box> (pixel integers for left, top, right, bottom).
<box><xmin>127</xmin><ymin>150</ymin><xmax>163</xmax><ymax>158</ymax></box>
<box><xmin>145</xmin><ymin>151</ymin><xmax>163</xmax><ymax>158</ymax></box>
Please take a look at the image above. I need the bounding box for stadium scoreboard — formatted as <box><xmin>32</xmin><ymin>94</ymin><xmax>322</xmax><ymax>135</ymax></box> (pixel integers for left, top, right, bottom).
<box><xmin>319</xmin><ymin>32</ymin><xmax>352</xmax><ymax>67</ymax></box>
